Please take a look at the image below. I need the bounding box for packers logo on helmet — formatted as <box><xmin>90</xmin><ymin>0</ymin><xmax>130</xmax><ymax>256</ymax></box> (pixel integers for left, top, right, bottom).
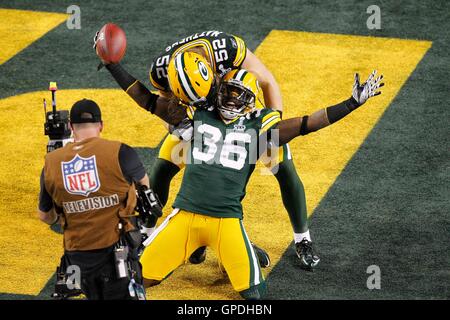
<box><xmin>167</xmin><ymin>51</ymin><xmax>216</xmax><ymax>107</ymax></box>
<box><xmin>198</xmin><ymin>61</ymin><xmax>209</xmax><ymax>81</ymax></box>
<box><xmin>217</xmin><ymin>69</ymin><xmax>261</xmax><ymax>121</ymax></box>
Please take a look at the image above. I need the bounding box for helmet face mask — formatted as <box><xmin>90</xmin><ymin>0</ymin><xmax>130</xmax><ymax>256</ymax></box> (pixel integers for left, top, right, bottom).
<box><xmin>217</xmin><ymin>79</ymin><xmax>256</xmax><ymax>121</ymax></box>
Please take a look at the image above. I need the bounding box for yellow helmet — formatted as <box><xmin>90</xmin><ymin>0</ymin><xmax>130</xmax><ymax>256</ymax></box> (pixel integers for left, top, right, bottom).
<box><xmin>167</xmin><ymin>51</ymin><xmax>216</xmax><ymax>107</ymax></box>
<box><xmin>217</xmin><ymin>69</ymin><xmax>261</xmax><ymax>120</ymax></box>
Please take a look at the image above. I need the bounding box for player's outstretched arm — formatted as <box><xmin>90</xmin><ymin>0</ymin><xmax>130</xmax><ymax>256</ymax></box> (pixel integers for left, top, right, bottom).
<box><xmin>93</xmin><ymin>30</ymin><xmax>185</xmax><ymax>125</ymax></box>
<box><xmin>276</xmin><ymin>70</ymin><xmax>384</xmax><ymax>145</ymax></box>
<box><xmin>103</xmin><ymin>63</ymin><xmax>185</xmax><ymax>125</ymax></box>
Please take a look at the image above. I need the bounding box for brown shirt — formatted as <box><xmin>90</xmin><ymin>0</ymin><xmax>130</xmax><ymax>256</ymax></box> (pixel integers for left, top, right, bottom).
<box><xmin>44</xmin><ymin>137</ymin><xmax>136</xmax><ymax>251</ymax></box>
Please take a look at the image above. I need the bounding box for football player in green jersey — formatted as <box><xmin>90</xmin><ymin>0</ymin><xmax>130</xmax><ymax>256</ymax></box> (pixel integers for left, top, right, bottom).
<box><xmin>95</xmin><ymin>30</ymin><xmax>319</xmax><ymax>270</ymax></box>
<box><xmin>139</xmin><ymin>52</ymin><xmax>384</xmax><ymax>299</ymax></box>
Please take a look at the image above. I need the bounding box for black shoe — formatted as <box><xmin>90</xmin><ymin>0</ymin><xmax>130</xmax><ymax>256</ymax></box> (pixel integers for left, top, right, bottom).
<box><xmin>295</xmin><ymin>239</ymin><xmax>320</xmax><ymax>271</ymax></box>
<box><xmin>251</xmin><ymin>242</ymin><xmax>271</xmax><ymax>268</ymax></box>
<box><xmin>189</xmin><ymin>246</ymin><xmax>207</xmax><ymax>264</ymax></box>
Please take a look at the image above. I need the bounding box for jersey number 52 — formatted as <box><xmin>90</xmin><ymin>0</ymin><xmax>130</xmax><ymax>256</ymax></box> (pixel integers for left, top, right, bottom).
<box><xmin>212</xmin><ymin>39</ymin><xmax>228</xmax><ymax>63</ymax></box>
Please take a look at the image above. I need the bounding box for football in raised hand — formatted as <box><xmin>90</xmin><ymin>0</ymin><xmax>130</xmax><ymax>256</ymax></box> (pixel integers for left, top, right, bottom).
<box><xmin>95</xmin><ymin>23</ymin><xmax>127</xmax><ymax>64</ymax></box>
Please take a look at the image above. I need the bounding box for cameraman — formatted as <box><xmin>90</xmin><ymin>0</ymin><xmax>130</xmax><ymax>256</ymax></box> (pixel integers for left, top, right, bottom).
<box><xmin>38</xmin><ymin>99</ymin><xmax>148</xmax><ymax>300</ymax></box>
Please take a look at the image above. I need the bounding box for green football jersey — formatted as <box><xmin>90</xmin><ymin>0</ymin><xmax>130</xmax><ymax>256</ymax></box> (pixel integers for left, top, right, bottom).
<box><xmin>173</xmin><ymin>107</ymin><xmax>281</xmax><ymax>218</ymax></box>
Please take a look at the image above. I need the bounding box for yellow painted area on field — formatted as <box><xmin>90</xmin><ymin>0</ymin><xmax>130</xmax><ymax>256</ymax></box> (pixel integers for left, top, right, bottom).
<box><xmin>0</xmin><ymin>89</ymin><xmax>166</xmax><ymax>295</ymax></box>
<box><xmin>0</xmin><ymin>8</ymin><xmax>67</xmax><ymax>65</ymax></box>
<box><xmin>147</xmin><ymin>31</ymin><xmax>431</xmax><ymax>299</ymax></box>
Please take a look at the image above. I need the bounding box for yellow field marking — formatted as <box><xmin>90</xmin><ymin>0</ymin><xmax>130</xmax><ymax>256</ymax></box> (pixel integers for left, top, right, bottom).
<box><xmin>0</xmin><ymin>89</ymin><xmax>166</xmax><ymax>295</ymax></box>
<box><xmin>146</xmin><ymin>31</ymin><xmax>431</xmax><ymax>299</ymax></box>
<box><xmin>0</xmin><ymin>8</ymin><xmax>64</xmax><ymax>295</ymax></box>
<box><xmin>0</xmin><ymin>8</ymin><xmax>67</xmax><ymax>65</ymax></box>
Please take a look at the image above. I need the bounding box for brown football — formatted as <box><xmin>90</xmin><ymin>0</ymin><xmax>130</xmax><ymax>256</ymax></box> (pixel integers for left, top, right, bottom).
<box><xmin>95</xmin><ymin>23</ymin><xmax>127</xmax><ymax>64</ymax></box>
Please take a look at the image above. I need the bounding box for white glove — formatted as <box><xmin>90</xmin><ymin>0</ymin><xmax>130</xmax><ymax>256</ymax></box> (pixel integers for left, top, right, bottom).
<box><xmin>352</xmin><ymin>70</ymin><xmax>384</xmax><ymax>106</ymax></box>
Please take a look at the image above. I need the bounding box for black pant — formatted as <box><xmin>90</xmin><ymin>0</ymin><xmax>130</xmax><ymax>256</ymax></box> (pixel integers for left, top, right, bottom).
<box><xmin>65</xmin><ymin>245</ymin><xmax>131</xmax><ymax>300</ymax></box>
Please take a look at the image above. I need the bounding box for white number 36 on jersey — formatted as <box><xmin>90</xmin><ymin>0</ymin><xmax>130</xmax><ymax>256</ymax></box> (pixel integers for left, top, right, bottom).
<box><xmin>192</xmin><ymin>124</ymin><xmax>252</xmax><ymax>170</ymax></box>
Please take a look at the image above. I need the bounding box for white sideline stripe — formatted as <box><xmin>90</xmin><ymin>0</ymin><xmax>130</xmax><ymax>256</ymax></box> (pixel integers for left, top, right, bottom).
<box><xmin>142</xmin><ymin>208</ymin><xmax>180</xmax><ymax>247</ymax></box>
<box><xmin>176</xmin><ymin>54</ymin><xmax>198</xmax><ymax>102</ymax></box>
<box><xmin>240</xmin><ymin>221</ymin><xmax>260</xmax><ymax>286</ymax></box>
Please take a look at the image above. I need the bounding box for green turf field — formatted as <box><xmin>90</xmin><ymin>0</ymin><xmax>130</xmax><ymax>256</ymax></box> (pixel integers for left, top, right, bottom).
<box><xmin>0</xmin><ymin>0</ymin><xmax>448</xmax><ymax>300</ymax></box>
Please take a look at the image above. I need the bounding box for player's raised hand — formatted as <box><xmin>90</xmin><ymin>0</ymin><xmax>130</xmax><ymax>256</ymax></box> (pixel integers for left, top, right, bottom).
<box><xmin>93</xmin><ymin>23</ymin><xmax>127</xmax><ymax>68</ymax></box>
<box><xmin>352</xmin><ymin>70</ymin><xmax>384</xmax><ymax>106</ymax></box>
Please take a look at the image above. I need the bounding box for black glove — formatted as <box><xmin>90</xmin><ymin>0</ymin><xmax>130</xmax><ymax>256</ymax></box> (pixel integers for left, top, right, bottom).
<box><xmin>136</xmin><ymin>185</ymin><xmax>163</xmax><ymax>219</ymax></box>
